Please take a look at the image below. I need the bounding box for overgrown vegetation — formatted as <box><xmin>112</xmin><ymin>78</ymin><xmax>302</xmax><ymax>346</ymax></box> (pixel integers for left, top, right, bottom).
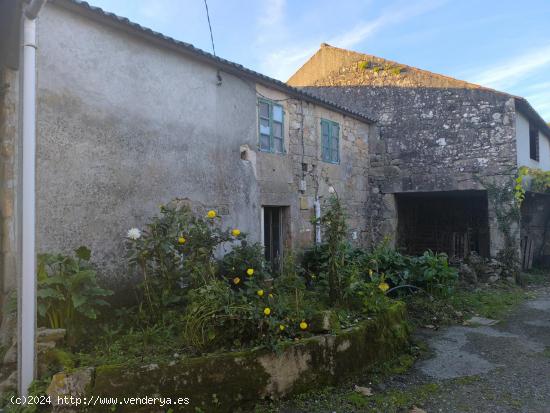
<box><xmin>31</xmin><ymin>195</ymin><xmax>459</xmax><ymax>371</ymax></box>
<box><xmin>11</xmin><ymin>190</ymin><xmax>547</xmax><ymax>413</ymax></box>
<box><xmin>405</xmin><ymin>282</ymin><xmax>531</xmax><ymax>327</ymax></box>
<box><xmin>519</xmin><ymin>166</ymin><xmax>550</xmax><ymax>194</ymax></box>
<box><xmin>37</xmin><ymin>246</ymin><xmax>113</xmax><ymax>340</ymax></box>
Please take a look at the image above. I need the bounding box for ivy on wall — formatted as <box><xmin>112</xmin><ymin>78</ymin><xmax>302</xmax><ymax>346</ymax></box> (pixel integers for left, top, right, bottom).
<box><xmin>477</xmin><ymin>172</ymin><xmax>521</xmax><ymax>280</ymax></box>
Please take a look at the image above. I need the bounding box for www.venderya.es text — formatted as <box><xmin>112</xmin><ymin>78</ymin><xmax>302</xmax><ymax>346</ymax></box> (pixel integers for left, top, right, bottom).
<box><xmin>10</xmin><ymin>395</ymin><xmax>191</xmax><ymax>408</ymax></box>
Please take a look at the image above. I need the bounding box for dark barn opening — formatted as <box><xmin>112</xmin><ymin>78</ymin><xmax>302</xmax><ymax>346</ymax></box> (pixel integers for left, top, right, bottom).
<box><xmin>520</xmin><ymin>192</ymin><xmax>550</xmax><ymax>269</ymax></box>
<box><xmin>396</xmin><ymin>190</ymin><xmax>490</xmax><ymax>259</ymax></box>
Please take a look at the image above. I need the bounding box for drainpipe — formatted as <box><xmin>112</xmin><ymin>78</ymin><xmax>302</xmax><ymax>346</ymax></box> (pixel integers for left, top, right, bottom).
<box><xmin>19</xmin><ymin>0</ymin><xmax>46</xmax><ymax>398</ymax></box>
<box><xmin>314</xmin><ymin>198</ymin><xmax>321</xmax><ymax>244</ymax></box>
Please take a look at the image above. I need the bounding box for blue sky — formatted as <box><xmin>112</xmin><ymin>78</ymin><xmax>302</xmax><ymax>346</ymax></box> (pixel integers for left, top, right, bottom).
<box><xmin>88</xmin><ymin>0</ymin><xmax>550</xmax><ymax>120</ymax></box>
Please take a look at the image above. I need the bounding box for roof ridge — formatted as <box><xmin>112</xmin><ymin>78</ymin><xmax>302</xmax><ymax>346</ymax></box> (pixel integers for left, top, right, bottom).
<box><xmin>316</xmin><ymin>43</ymin><xmax>515</xmax><ymax>98</ymax></box>
<box><xmin>47</xmin><ymin>0</ymin><xmax>376</xmax><ymax>124</ymax></box>
<box><xmin>310</xmin><ymin>43</ymin><xmax>550</xmax><ymax>137</ymax></box>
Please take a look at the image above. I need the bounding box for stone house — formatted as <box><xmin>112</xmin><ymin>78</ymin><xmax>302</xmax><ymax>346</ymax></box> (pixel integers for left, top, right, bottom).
<box><xmin>288</xmin><ymin>44</ymin><xmax>550</xmax><ymax>267</ymax></box>
<box><xmin>0</xmin><ymin>0</ymin><xmax>375</xmax><ymax>392</ymax></box>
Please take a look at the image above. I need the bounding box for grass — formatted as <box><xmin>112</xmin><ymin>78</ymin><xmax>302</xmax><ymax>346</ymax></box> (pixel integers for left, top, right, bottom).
<box><xmin>521</xmin><ymin>268</ymin><xmax>550</xmax><ymax>285</ymax></box>
<box><xmin>255</xmin><ymin>381</ymin><xmax>441</xmax><ymax>413</ymax></box>
<box><xmin>448</xmin><ymin>285</ymin><xmax>531</xmax><ymax>319</ymax></box>
<box><xmin>405</xmin><ymin>282</ymin><xmax>532</xmax><ymax>327</ymax></box>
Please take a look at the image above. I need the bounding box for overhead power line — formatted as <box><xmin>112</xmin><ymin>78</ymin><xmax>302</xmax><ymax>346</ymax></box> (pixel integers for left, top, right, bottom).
<box><xmin>203</xmin><ymin>0</ymin><xmax>216</xmax><ymax>56</ymax></box>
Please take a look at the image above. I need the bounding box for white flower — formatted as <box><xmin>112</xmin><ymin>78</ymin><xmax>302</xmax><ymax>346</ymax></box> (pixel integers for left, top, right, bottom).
<box><xmin>328</xmin><ymin>186</ymin><xmax>335</xmax><ymax>194</ymax></box>
<box><xmin>127</xmin><ymin>228</ymin><xmax>141</xmax><ymax>240</ymax></box>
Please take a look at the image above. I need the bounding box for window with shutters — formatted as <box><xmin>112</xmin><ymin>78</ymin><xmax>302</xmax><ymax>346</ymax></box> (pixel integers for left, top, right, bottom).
<box><xmin>321</xmin><ymin>119</ymin><xmax>340</xmax><ymax>163</ymax></box>
<box><xmin>529</xmin><ymin>121</ymin><xmax>539</xmax><ymax>161</ymax></box>
<box><xmin>258</xmin><ymin>99</ymin><xmax>284</xmax><ymax>154</ymax></box>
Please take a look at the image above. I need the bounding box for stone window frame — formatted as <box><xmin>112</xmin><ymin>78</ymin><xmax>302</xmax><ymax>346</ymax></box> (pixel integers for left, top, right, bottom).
<box><xmin>258</xmin><ymin>98</ymin><xmax>285</xmax><ymax>154</ymax></box>
<box><xmin>321</xmin><ymin>118</ymin><xmax>340</xmax><ymax>164</ymax></box>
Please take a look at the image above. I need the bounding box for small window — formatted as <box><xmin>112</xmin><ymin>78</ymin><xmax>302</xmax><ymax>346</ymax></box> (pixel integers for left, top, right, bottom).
<box><xmin>529</xmin><ymin>122</ymin><xmax>539</xmax><ymax>161</ymax></box>
<box><xmin>321</xmin><ymin>119</ymin><xmax>340</xmax><ymax>163</ymax></box>
<box><xmin>258</xmin><ymin>99</ymin><xmax>284</xmax><ymax>153</ymax></box>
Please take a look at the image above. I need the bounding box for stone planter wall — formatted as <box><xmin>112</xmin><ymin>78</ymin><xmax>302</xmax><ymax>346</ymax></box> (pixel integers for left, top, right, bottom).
<box><xmin>47</xmin><ymin>302</ymin><xmax>409</xmax><ymax>412</ymax></box>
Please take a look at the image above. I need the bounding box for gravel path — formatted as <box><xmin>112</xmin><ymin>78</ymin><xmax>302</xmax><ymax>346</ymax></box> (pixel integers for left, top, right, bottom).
<box><xmin>404</xmin><ymin>285</ymin><xmax>550</xmax><ymax>412</ymax></box>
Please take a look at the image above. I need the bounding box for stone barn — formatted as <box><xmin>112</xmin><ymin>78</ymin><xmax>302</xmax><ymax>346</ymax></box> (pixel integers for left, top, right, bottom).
<box><xmin>288</xmin><ymin>44</ymin><xmax>550</xmax><ymax>267</ymax></box>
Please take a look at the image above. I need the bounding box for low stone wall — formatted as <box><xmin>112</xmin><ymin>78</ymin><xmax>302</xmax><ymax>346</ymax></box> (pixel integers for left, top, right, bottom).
<box><xmin>47</xmin><ymin>302</ymin><xmax>409</xmax><ymax>412</ymax></box>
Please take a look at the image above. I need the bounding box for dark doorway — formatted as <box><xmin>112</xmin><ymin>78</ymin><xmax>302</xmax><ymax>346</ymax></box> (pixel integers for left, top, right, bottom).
<box><xmin>396</xmin><ymin>190</ymin><xmax>490</xmax><ymax>259</ymax></box>
<box><xmin>263</xmin><ymin>206</ymin><xmax>287</xmax><ymax>271</ymax></box>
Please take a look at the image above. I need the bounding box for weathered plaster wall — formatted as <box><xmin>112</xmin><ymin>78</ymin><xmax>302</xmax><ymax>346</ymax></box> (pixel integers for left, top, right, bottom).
<box><xmin>289</xmin><ymin>45</ymin><xmax>520</xmax><ymax>256</ymax></box>
<box><xmin>0</xmin><ymin>66</ymin><xmax>19</xmax><ymax>392</ymax></box>
<box><xmin>36</xmin><ymin>4</ymin><xmax>263</xmax><ymax>279</ymax></box>
<box><xmin>516</xmin><ymin>111</ymin><xmax>550</xmax><ymax>170</ymax></box>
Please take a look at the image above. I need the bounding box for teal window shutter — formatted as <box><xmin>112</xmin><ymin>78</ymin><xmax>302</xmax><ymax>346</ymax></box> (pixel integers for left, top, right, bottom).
<box><xmin>331</xmin><ymin>122</ymin><xmax>340</xmax><ymax>163</ymax></box>
<box><xmin>321</xmin><ymin>119</ymin><xmax>340</xmax><ymax>163</ymax></box>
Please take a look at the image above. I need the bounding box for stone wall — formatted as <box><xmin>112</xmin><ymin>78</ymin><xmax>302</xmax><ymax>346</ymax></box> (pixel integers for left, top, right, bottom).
<box><xmin>288</xmin><ymin>44</ymin><xmax>520</xmax><ymax>257</ymax></box>
<box><xmin>46</xmin><ymin>303</ymin><xmax>409</xmax><ymax>413</ymax></box>
<box><xmin>254</xmin><ymin>85</ymin><xmax>373</xmax><ymax>249</ymax></box>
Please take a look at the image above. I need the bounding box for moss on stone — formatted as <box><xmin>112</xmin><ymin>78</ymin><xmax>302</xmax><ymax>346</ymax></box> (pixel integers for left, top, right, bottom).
<box><xmin>49</xmin><ymin>302</ymin><xmax>410</xmax><ymax>413</ymax></box>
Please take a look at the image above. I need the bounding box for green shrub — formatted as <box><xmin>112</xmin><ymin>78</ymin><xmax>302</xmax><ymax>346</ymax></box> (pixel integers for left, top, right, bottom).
<box><xmin>344</xmin><ymin>272</ymin><xmax>391</xmax><ymax>315</ymax></box>
<box><xmin>181</xmin><ymin>280</ymin><xmax>255</xmax><ymax>352</ymax></box>
<box><xmin>361</xmin><ymin>241</ymin><xmax>457</xmax><ymax>297</ymax></box>
<box><xmin>315</xmin><ymin>193</ymin><xmax>348</xmax><ymax>305</ymax></box>
<box><xmin>37</xmin><ymin>246</ymin><xmax>112</xmax><ymax>335</ymax></box>
<box><xmin>182</xmin><ymin>251</ymin><xmax>321</xmax><ymax>353</ymax></box>
<box><xmin>361</xmin><ymin>238</ymin><xmax>410</xmax><ymax>285</ymax></box>
<box><xmin>126</xmin><ymin>203</ymin><xmax>242</xmax><ymax>320</ymax></box>
<box><xmin>408</xmin><ymin>250</ymin><xmax>458</xmax><ymax>296</ymax></box>
<box><xmin>218</xmin><ymin>242</ymin><xmax>269</xmax><ymax>282</ymax></box>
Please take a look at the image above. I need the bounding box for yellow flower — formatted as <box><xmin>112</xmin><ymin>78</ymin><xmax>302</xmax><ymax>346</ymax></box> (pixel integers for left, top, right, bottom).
<box><xmin>246</xmin><ymin>268</ymin><xmax>254</xmax><ymax>276</ymax></box>
<box><xmin>231</xmin><ymin>229</ymin><xmax>241</xmax><ymax>237</ymax></box>
<box><xmin>268</xmin><ymin>293</ymin><xmax>274</xmax><ymax>299</ymax></box>
<box><xmin>257</xmin><ymin>289</ymin><xmax>264</xmax><ymax>297</ymax></box>
<box><xmin>378</xmin><ymin>282</ymin><xmax>390</xmax><ymax>292</ymax></box>
<box><xmin>263</xmin><ymin>307</ymin><xmax>271</xmax><ymax>316</ymax></box>
<box><xmin>299</xmin><ymin>321</ymin><xmax>308</xmax><ymax>330</ymax></box>
<box><xmin>178</xmin><ymin>236</ymin><xmax>186</xmax><ymax>244</ymax></box>
<box><xmin>368</xmin><ymin>269</ymin><xmax>373</xmax><ymax>277</ymax></box>
<box><xmin>279</xmin><ymin>324</ymin><xmax>285</xmax><ymax>331</ymax></box>
<box><xmin>207</xmin><ymin>210</ymin><xmax>217</xmax><ymax>218</ymax></box>
<box><xmin>233</xmin><ymin>277</ymin><xmax>241</xmax><ymax>285</ymax></box>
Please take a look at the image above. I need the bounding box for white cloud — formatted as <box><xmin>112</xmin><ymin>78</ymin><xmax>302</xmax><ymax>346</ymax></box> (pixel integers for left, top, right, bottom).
<box><xmin>257</xmin><ymin>0</ymin><xmax>285</xmax><ymax>28</ymax></box>
<box><xmin>256</xmin><ymin>0</ymin><xmax>446</xmax><ymax>80</ymax></box>
<box><xmin>525</xmin><ymin>91</ymin><xmax>550</xmax><ymax>121</ymax></box>
<box><xmin>469</xmin><ymin>45</ymin><xmax>550</xmax><ymax>89</ymax></box>
<box><xmin>255</xmin><ymin>0</ymin><xmax>287</xmax><ymax>45</ymax></box>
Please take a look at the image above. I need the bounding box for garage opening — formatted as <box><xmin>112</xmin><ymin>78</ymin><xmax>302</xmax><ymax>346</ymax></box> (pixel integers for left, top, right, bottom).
<box><xmin>396</xmin><ymin>190</ymin><xmax>490</xmax><ymax>259</ymax></box>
